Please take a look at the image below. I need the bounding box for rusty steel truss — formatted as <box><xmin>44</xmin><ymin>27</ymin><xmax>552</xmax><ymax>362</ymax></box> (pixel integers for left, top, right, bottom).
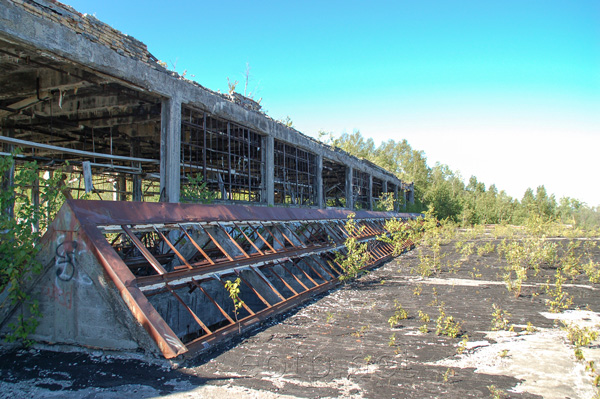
<box><xmin>49</xmin><ymin>200</ymin><xmax>417</xmax><ymax>358</ymax></box>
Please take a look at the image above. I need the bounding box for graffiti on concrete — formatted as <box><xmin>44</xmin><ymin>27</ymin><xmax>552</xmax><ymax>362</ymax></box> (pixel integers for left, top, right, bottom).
<box><xmin>54</xmin><ymin>236</ymin><xmax>92</xmax><ymax>286</ymax></box>
<box><xmin>43</xmin><ymin>235</ymin><xmax>92</xmax><ymax>309</ymax></box>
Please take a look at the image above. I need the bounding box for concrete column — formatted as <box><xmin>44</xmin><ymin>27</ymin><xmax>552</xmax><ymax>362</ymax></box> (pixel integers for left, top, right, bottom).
<box><xmin>160</xmin><ymin>95</ymin><xmax>182</xmax><ymax>203</ymax></box>
<box><xmin>394</xmin><ymin>183</ymin><xmax>399</xmax><ymax>212</ymax></box>
<box><xmin>1</xmin><ymin>132</ymin><xmax>15</xmax><ymax>219</ymax></box>
<box><xmin>345</xmin><ymin>166</ymin><xmax>354</xmax><ymax>210</ymax></box>
<box><xmin>131</xmin><ymin>138</ymin><xmax>142</xmax><ymax>202</ymax></box>
<box><xmin>316</xmin><ymin>154</ymin><xmax>323</xmax><ymax>209</ymax></box>
<box><xmin>382</xmin><ymin>180</ymin><xmax>388</xmax><ymax>195</ymax></box>
<box><xmin>368</xmin><ymin>174</ymin><xmax>373</xmax><ymax>210</ymax></box>
<box><xmin>118</xmin><ymin>176</ymin><xmax>127</xmax><ymax>201</ymax></box>
<box><xmin>264</xmin><ymin>135</ymin><xmax>274</xmax><ymax>206</ymax></box>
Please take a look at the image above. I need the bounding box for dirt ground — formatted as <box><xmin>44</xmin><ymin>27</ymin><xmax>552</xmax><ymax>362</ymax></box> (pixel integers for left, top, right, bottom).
<box><xmin>2</xmin><ymin>233</ymin><xmax>600</xmax><ymax>398</ymax></box>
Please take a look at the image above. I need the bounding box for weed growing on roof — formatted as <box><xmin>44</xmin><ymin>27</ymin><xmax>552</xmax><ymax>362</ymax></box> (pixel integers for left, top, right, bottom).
<box><xmin>457</xmin><ymin>334</ymin><xmax>469</xmax><ymax>355</ymax></box>
<box><xmin>545</xmin><ymin>269</ymin><xmax>573</xmax><ymax>313</ymax></box>
<box><xmin>477</xmin><ymin>241</ymin><xmax>496</xmax><ymax>256</ymax></box>
<box><xmin>435</xmin><ymin>302</ymin><xmax>461</xmax><ymax>338</ymax></box>
<box><xmin>388</xmin><ymin>300</ymin><xmax>409</xmax><ymax>328</ymax></box>
<box><xmin>487</xmin><ymin>385</ymin><xmax>506</xmax><ymax>399</ymax></box>
<box><xmin>490</xmin><ymin>304</ymin><xmax>512</xmax><ymax>331</ymax></box>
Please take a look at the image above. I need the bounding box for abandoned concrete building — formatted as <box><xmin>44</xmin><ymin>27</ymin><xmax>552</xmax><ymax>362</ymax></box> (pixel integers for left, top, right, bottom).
<box><xmin>0</xmin><ymin>0</ymin><xmax>417</xmax><ymax>359</ymax></box>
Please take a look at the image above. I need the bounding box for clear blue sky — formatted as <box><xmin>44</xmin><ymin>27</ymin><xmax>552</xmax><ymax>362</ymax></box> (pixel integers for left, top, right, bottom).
<box><xmin>67</xmin><ymin>0</ymin><xmax>600</xmax><ymax>206</ymax></box>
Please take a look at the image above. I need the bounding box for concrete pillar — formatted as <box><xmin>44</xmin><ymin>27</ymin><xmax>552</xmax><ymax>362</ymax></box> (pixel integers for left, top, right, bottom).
<box><xmin>160</xmin><ymin>95</ymin><xmax>182</xmax><ymax>203</ymax></box>
<box><xmin>394</xmin><ymin>183</ymin><xmax>399</xmax><ymax>212</ymax></box>
<box><xmin>382</xmin><ymin>180</ymin><xmax>388</xmax><ymax>195</ymax></box>
<box><xmin>131</xmin><ymin>138</ymin><xmax>142</xmax><ymax>202</ymax></box>
<box><xmin>264</xmin><ymin>135</ymin><xmax>274</xmax><ymax>206</ymax></box>
<box><xmin>345</xmin><ymin>166</ymin><xmax>354</xmax><ymax>210</ymax></box>
<box><xmin>368</xmin><ymin>174</ymin><xmax>373</xmax><ymax>210</ymax></box>
<box><xmin>1</xmin><ymin>132</ymin><xmax>15</xmax><ymax>219</ymax></box>
<box><xmin>316</xmin><ymin>154</ymin><xmax>323</xmax><ymax>209</ymax></box>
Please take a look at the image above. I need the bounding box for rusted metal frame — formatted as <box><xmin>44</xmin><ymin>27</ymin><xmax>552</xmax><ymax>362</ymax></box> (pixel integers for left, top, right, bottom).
<box><xmin>135</xmin><ymin>243</ymin><xmax>332</xmax><ymax>289</ymax></box>
<box><xmin>251</xmin><ymin>265</ymin><xmax>286</xmax><ymax>301</ymax></box>
<box><xmin>121</xmin><ymin>225</ymin><xmax>167</xmax><ymax>275</ymax></box>
<box><xmin>165</xmin><ymin>283</ymin><xmax>212</xmax><ymax>335</ymax></box>
<box><xmin>185</xmin><ymin>247</ymin><xmax>398</xmax><ymax>357</ymax></box>
<box><xmin>232</xmin><ymin>222</ymin><xmax>264</xmax><ymax>255</ymax></box>
<box><xmin>79</xmin><ymin>223</ymin><xmax>186</xmax><ymax>359</ymax></box>
<box><xmin>366</xmin><ymin>219</ymin><xmax>386</xmax><ymax>236</ymax></box>
<box><xmin>191</xmin><ymin>280</ymin><xmax>235</xmax><ymax>324</ymax></box>
<box><xmin>368</xmin><ymin>219</ymin><xmax>385</xmax><ymax>233</ymax></box>
<box><xmin>320</xmin><ymin>221</ymin><xmax>344</xmax><ymax>243</ymax></box>
<box><xmin>258</xmin><ymin>222</ymin><xmax>286</xmax><ymax>249</ymax></box>
<box><xmin>226</xmin><ymin>223</ymin><xmax>251</xmax><ymax>249</ymax></box>
<box><xmin>367</xmin><ymin>220</ymin><xmax>385</xmax><ymax>235</ymax></box>
<box><xmin>334</xmin><ymin>220</ymin><xmax>352</xmax><ymax>239</ymax></box>
<box><xmin>197</xmin><ymin>223</ymin><xmax>234</xmax><ymax>262</ymax></box>
<box><xmin>233</xmin><ymin>270</ymin><xmax>272</xmax><ymax>307</ymax></box>
<box><xmin>213</xmin><ymin>274</ymin><xmax>255</xmax><ymax>316</ymax></box>
<box><xmin>269</xmin><ymin>222</ymin><xmax>298</xmax><ymax>249</ymax></box>
<box><xmin>265</xmin><ymin>264</ymin><xmax>299</xmax><ymax>295</ymax></box>
<box><xmin>289</xmin><ymin>258</ymin><xmax>319</xmax><ymax>286</ymax></box>
<box><xmin>177</xmin><ymin>223</ymin><xmax>215</xmax><ymax>265</ymax></box>
<box><xmin>381</xmin><ymin>242</ymin><xmax>394</xmax><ymax>255</ymax></box>
<box><xmin>153</xmin><ymin>226</ymin><xmax>193</xmax><ymax>270</ymax></box>
<box><xmin>69</xmin><ymin>199</ymin><xmax>415</xmax><ymax>226</ymax></box>
<box><xmin>383</xmin><ymin>242</ymin><xmax>396</xmax><ymax>253</ymax></box>
<box><xmin>371</xmin><ymin>219</ymin><xmax>387</xmax><ymax>233</ymax></box>
<box><xmin>216</xmin><ymin>222</ymin><xmax>250</xmax><ymax>259</ymax></box>
<box><xmin>282</xmin><ymin>222</ymin><xmax>309</xmax><ymax>248</ymax></box>
<box><xmin>327</xmin><ymin>258</ymin><xmax>345</xmax><ymax>275</ymax></box>
<box><xmin>310</xmin><ymin>254</ymin><xmax>339</xmax><ymax>278</ymax></box>
<box><xmin>316</xmin><ymin>252</ymin><xmax>344</xmax><ymax>276</ymax></box>
<box><xmin>312</xmin><ymin>221</ymin><xmax>335</xmax><ymax>243</ymax></box>
<box><xmin>356</xmin><ymin>222</ymin><xmax>375</xmax><ymax>238</ymax></box>
<box><xmin>300</xmin><ymin>222</ymin><xmax>326</xmax><ymax>243</ymax></box>
<box><xmin>298</xmin><ymin>257</ymin><xmax>332</xmax><ymax>280</ymax></box>
<box><xmin>369</xmin><ymin>243</ymin><xmax>386</xmax><ymax>259</ymax></box>
<box><xmin>278</xmin><ymin>261</ymin><xmax>310</xmax><ymax>291</ymax></box>
<box><xmin>245</xmin><ymin>223</ymin><xmax>277</xmax><ymax>253</ymax></box>
<box><xmin>359</xmin><ymin>221</ymin><xmax>377</xmax><ymax>236</ymax></box>
<box><xmin>184</xmin><ymin>275</ymin><xmax>339</xmax><ymax>357</ymax></box>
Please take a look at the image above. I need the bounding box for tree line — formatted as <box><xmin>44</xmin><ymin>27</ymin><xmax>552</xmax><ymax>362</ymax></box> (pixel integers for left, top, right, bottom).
<box><xmin>321</xmin><ymin>130</ymin><xmax>599</xmax><ymax>229</ymax></box>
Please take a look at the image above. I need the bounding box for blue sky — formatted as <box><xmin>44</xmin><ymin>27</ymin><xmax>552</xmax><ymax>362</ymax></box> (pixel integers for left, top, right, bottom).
<box><xmin>67</xmin><ymin>0</ymin><xmax>600</xmax><ymax>206</ymax></box>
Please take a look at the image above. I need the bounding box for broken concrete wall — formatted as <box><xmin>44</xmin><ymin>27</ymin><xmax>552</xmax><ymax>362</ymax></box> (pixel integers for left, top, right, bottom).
<box><xmin>14</xmin><ymin>0</ymin><xmax>160</xmax><ymax>67</ymax></box>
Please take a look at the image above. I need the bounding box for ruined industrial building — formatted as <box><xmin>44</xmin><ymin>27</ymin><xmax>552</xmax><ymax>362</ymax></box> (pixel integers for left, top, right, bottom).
<box><xmin>0</xmin><ymin>0</ymin><xmax>417</xmax><ymax>359</ymax></box>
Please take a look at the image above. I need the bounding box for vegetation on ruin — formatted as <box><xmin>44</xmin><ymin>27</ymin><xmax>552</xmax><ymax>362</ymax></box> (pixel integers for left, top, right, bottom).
<box><xmin>0</xmin><ymin>153</ymin><xmax>68</xmax><ymax>345</ymax></box>
<box><xmin>336</xmin><ymin>213</ymin><xmax>370</xmax><ymax>282</ymax></box>
<box><xmin>224</xmin><ymin>277</ymin><xmax>244</xmax><ymax>332</ymax></box>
